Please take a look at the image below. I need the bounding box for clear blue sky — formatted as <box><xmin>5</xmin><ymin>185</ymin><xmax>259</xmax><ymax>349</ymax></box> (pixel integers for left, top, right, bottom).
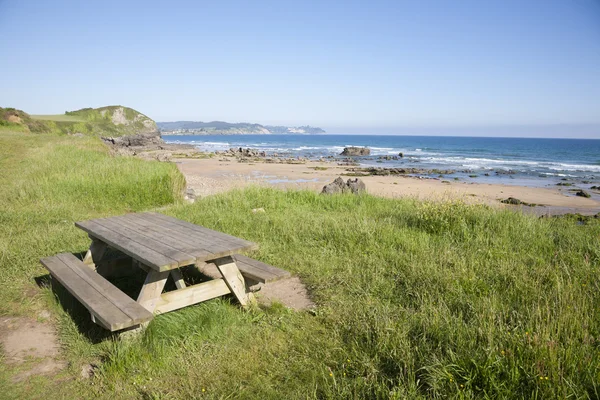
<box><xmin>1</xmin><ymin>0</ymin><xmax>599</xmax><ymax>137</ymax></box>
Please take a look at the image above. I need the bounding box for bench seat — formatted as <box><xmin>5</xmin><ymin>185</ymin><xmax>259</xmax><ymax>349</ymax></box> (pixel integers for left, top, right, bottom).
<box><xmin>41</xmin><ymin>253</ymin><xmax>154</xmax><ymax>331</ymax></box>
<box><xmin>233</xmin><ymin>255</ymin><xmax>291</xmax><ymax>283</ymax></box>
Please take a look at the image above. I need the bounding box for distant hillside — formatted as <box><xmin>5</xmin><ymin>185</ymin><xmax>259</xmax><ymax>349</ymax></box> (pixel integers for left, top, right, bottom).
<box><xmin>157</xmin><ymin>120</ymin><xmax>325</xmax><ymax>135</ymax></box>
<box><xmin>0</xmin><ymin>106</ymin><xmax>158</xmax><ymax>137</ymax></box>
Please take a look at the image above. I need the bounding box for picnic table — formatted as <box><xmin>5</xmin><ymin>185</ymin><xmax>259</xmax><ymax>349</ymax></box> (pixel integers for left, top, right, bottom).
<box><xmin>41</xmin><ymin>212</ymin><xmax>289</xmax><ymax>331</ymax></box>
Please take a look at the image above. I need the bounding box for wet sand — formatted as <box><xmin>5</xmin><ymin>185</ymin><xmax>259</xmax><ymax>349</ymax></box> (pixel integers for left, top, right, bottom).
<box><xmin>174</xmin><ymin>158</ymin><xmax>600</xmax><ymax>216</ymax></box>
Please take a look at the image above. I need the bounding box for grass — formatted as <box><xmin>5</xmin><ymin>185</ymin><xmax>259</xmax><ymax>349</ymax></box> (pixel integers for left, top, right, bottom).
<box><xmin>30</xmin><ymin>114</ymin><xmax>86</xmax><ymax>122</ymax></box>
<box><xmin>1</xmin><ymin>130</ymin><xmax>599</xmax><ymax>398</ymax></box>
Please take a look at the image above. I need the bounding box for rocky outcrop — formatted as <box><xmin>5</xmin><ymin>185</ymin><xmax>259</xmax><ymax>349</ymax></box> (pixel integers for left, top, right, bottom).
<box><xmin>575</xmin><ymin>190</ymin><xmax>591</xmax><ymax>198</ymax></box>
<box><xmin>500</xmin><ymin>197</ymin><xmax>537</xmax><ymax>207</ymax></box>
<box><xmin>321</xmin><ymin>177</ymin><xmax>366</xmax><ymax>195</ymax></box>
<box><xmin>102</xmin><ymin>133</ymin><xmax>163</xmax><ymax>148</ymax></box>
<box><xmin>224</xmin><ymin>147</ymin><xmax>267</xmax><ymax>158</ymax></box>
<box><xmin>340</xmin><ymin>147</ymin><xmax>370</xmax><ymax>156</ymax></box>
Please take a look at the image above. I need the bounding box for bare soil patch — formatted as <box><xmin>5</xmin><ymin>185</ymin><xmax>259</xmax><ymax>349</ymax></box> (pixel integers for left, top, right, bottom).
<box><xmin>0</xmin><ymin>316</ymin><xmax>66</xmax><ymax>382</ymax></box>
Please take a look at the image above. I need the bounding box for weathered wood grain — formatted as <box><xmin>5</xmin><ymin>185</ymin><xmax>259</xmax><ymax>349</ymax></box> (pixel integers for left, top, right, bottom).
<box><xmin>82</xmin><ymin>239</ymin><xmax>107</xmax><ymax>270</ymax></box>
<box><xmin>214</xmin><ymin>256</ymin><xmax>255</xmax><ymax>308</ymax></box>
<box><xmin>41</xmin><ymin>253</ymin><xmax>153</xmax><ymax>331</ymax></box>
<box><xmin>233</xmin><ymin>255</ymin><xmax>291</xmax><ymax>283</ymax></box>
<box><xmin>93</xmin><ymin>217</ymin><xmax>197</xmax><ymax>266</ymax></box>
<box><xmin>76</xmin><ymin>220</ymin><xmax>179</xmax><ymax>271</ymax></box>
<box><xmin>137</xmin><ymin>269</ymin><xmax>170</xmax><ymax>312</ymax></box>
<box><xmin>154</xmin><ymin>279</ymin><xmax>231</xmax><ymax>314</ymax></box>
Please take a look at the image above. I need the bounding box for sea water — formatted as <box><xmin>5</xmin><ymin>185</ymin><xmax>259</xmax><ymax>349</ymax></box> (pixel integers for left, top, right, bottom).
<box><xmin>163</xmin><ymin>134</ymin><xmax>600</xmax><ymax>188</ymax></box>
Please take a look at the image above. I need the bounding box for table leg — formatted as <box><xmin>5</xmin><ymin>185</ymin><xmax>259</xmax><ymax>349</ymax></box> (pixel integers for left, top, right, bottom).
<box><xmin>214</xmin><ymin>256</ymin><xmax>255</xmax><ymax>308</ymax></box>
<box><xmin>137</xmin><ymin>269</ymin><xmax>169</xmax><ymax>312</ymax></box>
<box><xmin>82</xmin><ymin>238</ymin><xmax>108</xmax><ymax>271</ymax></box>
<box><xmin>170</xmin><ymin>269</ymin><xmax>186</xmax><ymax>289</ymax></box>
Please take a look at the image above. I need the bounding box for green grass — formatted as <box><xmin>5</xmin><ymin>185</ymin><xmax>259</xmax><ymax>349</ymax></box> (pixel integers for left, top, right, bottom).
<box><xmin>30</xmin><ymin>114</ymin><xmax>86</xmax><ymax>122</ymax></box>
<box><xmin>1</xmin><ymin>130</ymin><xmax>599</xmax><ymax>398</ymax></box>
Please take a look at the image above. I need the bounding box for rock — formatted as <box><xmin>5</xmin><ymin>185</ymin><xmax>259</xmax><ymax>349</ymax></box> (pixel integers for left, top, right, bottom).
<box><xmin>501</xmin><ymin>197</ymin><xmax>522</xmax><ymax>205</ymax></box>
<box><xmin>398</xmin><ymin>152</ymin><xmax>404</xmax><ymax>158</ymax></box>
<box><xmin>575</xmin><ymin>190</ymin><xmax>591</xmax><ymax>198</ymax></box>
<box><xmin>346</xmin><ymin>178</ymin><xmax>366</xmax><ymax>194</ymax></box>
<box><xmin>495</xmin><ymin>169</ymin><xmax>517</xmax><ymax>175</ymax></box>
<box><xmin>591</xmin><ymin>186</ymin><xmax>600</xmax><ymax>190</ymax></box>
<box><xmin>321</xmin><ymin>177</ymin><xmax>347</xmax><ymax>194</ymax></box>
<box><xmin>156</xmin><ymin>152</ymin><xmax>171</xmax><ymax>162</ymax></box>
<box><xmin>340</xmin><ymin>146</ymin><xmax>370</xmax><ymax>156</ymax></box>
<box><xmin>184</xmin><ymin>187</ymin><xmax>196</xmax><ymax>203</ymax></box>
<box><xmin>321</xmin><ymin>177</ymin><xmax>366</xmax><ymax>195</ymax></box>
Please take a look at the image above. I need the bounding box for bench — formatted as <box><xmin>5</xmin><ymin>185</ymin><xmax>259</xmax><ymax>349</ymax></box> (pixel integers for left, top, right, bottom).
<box><xmin>233</xmin><ymin>255</ymin><xmax>291</xmax><ymax>283</ymax></box>
<box><xmin>41</xmin><ymin>253</ymin><xmax>154</xmax><ymax>331</ymax></box>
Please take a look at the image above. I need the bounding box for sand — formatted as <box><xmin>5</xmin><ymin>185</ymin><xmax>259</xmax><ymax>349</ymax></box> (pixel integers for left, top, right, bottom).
<box><xmin>174</xmin><ymin>158</ymin><xmax>600</xmax><ymax>216</ymax></box>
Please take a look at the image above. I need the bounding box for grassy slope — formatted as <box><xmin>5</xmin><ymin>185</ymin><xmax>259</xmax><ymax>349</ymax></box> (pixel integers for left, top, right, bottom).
<box><xmin>1</xmin><ymin>130</ymin><xmax>599</xmax><ymax>398</ymax></box>
<box><xmin>1</xmin><ymin>106</ymin><xmax>156</xmax><ymax>137</ymax></box>
<box><xmin>30</xmin><ymin>114</ymin><xmax>86</xmax><ymax>122</ymax></box>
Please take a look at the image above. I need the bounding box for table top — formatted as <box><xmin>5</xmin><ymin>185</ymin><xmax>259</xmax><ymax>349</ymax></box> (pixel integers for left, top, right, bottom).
<box><xmin>75</xmin><ymin>212</ymin><xmax>258</xmax><ymax>272</ymax></box>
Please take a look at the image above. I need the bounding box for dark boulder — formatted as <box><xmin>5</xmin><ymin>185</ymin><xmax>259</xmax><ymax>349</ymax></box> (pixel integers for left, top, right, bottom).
<box><xmin>340</xmin><ymin>146</ymin><xmax>370</xmax><ymax>156</ymax></box>
<box><xmin>501</xmin><ymin>197</ymin><xmax>522</xmax><ymax>205</ymax></box>
<box><xmin>575</xmin><ymin>190</ymin><xmax>591</xmax><ymax>198</ymax></box>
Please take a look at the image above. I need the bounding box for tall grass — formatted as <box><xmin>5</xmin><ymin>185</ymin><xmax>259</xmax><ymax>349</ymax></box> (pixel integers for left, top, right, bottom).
<box><xmin>1</xmin><ymin>131</ymin><xmax>599</xmax><ymax>398</ymax></box>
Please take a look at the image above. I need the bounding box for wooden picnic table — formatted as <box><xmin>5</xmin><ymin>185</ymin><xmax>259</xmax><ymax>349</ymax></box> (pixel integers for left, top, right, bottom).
<box><xmin>41</xmin><ymin>212</ymin><xmax>290</xmax><ymax>331</ymax></box>
<box><xmin>76</xmin><ymin>212</ymin><xmax>258</xmax><ymax>315</ymax></box>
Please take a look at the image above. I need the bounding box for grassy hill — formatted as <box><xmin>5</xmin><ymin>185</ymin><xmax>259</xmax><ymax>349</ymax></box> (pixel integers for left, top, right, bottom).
<box><xmin>1</xmin><ymin>106</ymin><xmax>158</xmax><ymax>137</ymax></box>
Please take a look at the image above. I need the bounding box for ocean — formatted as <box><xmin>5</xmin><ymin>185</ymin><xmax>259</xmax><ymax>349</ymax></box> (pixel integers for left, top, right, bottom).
<box><xmin>163</xmin><ymin>134</ymin><xmax>600</xmax><ymax>188</ymax></box>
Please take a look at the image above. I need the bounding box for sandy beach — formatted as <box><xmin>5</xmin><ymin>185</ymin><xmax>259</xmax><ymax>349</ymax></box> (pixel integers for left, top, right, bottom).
<box><xmin>174</xmin><ymin>157</ymin><xmax>600</xmax><ymax>216</ymax></box>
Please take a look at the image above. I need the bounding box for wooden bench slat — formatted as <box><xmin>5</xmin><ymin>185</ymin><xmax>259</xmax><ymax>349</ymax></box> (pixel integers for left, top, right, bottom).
<box><xmin>41</xmin><ymin>254</ymin><xmax>153</xmax><ymax>331</ymax></box>
<box><xmin>119</xmin><ymin>214</ymin><xmax>215</xmax><ymax>260</ymax></box>
<box><xmin>233</xmin><ymin>255</ymin><xmax>291</xmax><ymax>283</ymax></box>
<box><xmin>147</xmin><ymin>213</ymin><xmax>257</xmax><ymax>250</ymax></box>
<box><xmin>55</xmin><ymin>253</ymin><xmax>153</xmax><ymax>326</ymax></box>
<box><xmin>93</xmin><ymin>217</ymin><xmax>198</xmax><ymax>267</ymax></box>
<box><xmin>133</xmin><ymin>213</ymin><xmax>236</xmax><ymax>252</ymax></box>
<box><xmin>76</xmin><ymin>220</ymin><xmax>179</xmax><ymax>271</ymax></box>
<box><xmin>142</xmin><ymin>213</ymin><xmax>257</xmax><ymax>260</ymax></box>
<box><xmin>141</xmin><ymin>213</ymin><xmax>242</xmax><ymax>251</ymax></box>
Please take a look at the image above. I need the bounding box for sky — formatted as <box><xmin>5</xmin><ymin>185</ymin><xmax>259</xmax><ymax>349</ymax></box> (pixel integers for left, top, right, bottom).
<box><xmin>1</xmin><ymin>0</ymin><xmax>599</xmax><ymax>138</ymax></box>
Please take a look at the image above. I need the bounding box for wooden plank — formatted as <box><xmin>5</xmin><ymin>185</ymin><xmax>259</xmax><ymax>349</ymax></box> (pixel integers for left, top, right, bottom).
<box><xmin>93</xmin><ymin>218</ymin><xmax>197</xmax><ymax>267</ymax></box>
<box><xmin>147</xmin><ymin>212</ymin><xmax>255</xmax><ymax>247</ymax></box>
<box><xmin>41</xmin><ymin>255</ymin><xmax>136</xmax><ymax>331</ymax></box>
<box><xmin>140</xmin><ymin>213</ymin><xmax>242</xmax><ymax>254</ymax></box>
<box><xmin>137</xmin><ymin>269</ymin><xmax>169</xmax><ymax>312</ymax></box>
<box><xmin>76</xmin><ymin>220</ymin><xmax>179</xmax><ymax>271</ymax></box>
<box><xmin>234</xmin><ymin>255</ymin><xmax>290</xmax><ymax>283</ymax></box>
<box><xmin>214</xmin><ymin>256</ymin><xmax>255</xmax><ymax>308</ymax></box>
<box><xmin>154</xmin><ymin>279</ymin><xmax>231</xmax><ymax>314</ymax></box>
<box><xmin>235</xmin><ymin>262</ymin><xmax>279</xmax><ymax>283</ymax></box>
<box><xmin>55</xmin><ymin>253</ymin><xmax>153</xmax><ymax>325</ymax></box>
<box><xmin>146</xmin><ymin>213</ymin><xmax>258</xmax><ymax>251</ymax></box>
<box><xmin>170</xmin><ymin>269</ymin><xmax>186</xmax><ymax>289</ymax></box>
<box><xmin>82</xmin><ymin>239</ymin><xmax>108</xmax><ymax>270</ymax></box>
<box><xmin>118</xmin><ymin>214</ymin><xmax>215</xmax><ymax>260</ymax></box>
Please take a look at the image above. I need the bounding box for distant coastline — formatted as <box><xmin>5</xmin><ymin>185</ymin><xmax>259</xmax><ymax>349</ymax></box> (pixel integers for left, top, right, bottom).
<box><xmin>157</xmin><ymin>120</ymin><xmax>325</xmax><ymax>135</ymax></box>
